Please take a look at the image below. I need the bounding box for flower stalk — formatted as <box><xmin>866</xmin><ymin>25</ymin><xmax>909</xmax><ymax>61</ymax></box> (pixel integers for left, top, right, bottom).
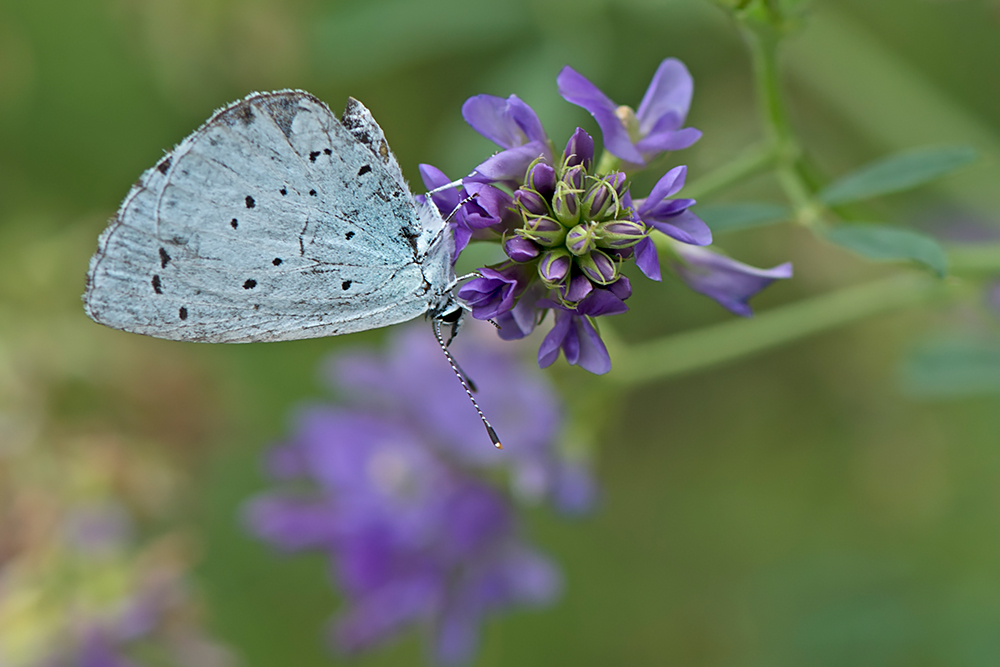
<box><xmin>613</xmin><ymin>273</ymin><xmax>953</xmax><ymax>386</ymax></box>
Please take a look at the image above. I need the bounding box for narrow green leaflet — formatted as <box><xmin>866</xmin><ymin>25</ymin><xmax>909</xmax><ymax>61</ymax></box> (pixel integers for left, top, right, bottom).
<box><xmin>819</xmin><ymin>145</ymin><xmax>977</xmax><ymax>206</ymax></box>
<box><xmin>901</xmin><ymin>337</ymin><xmax>1000</xmax><ymax>398</ymax></box>
<box><xmin>695</xmin><ymin>203</ymin><xmax>790</xmax><ymax>234</ymax></box>
<box><xmin>825</xmin><ymin>224</ymin><xmax>948</xmax><ymax>276</ymax></box>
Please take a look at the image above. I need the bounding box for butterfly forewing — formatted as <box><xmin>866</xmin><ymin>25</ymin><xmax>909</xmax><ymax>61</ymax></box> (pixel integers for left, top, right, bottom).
<box><xmin>85</xmin><ymin>91</ymin><xmax>436</xmax><ymax>343</ymax></box>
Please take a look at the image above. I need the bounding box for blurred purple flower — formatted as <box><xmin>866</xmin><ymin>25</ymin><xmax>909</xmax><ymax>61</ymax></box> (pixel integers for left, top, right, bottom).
<box><xmin>37</xmin><ymin>567</ymin><xmax>232</xmax><ymax>667</ymax></box>
<box><xmin>557</xmin><ymin>59</ymin><xmax>701</xmax><ymax>166</ymax></box>
<box><xmin>245</xmin><ymin>323</ymin><xmax>592</xmax><ymax>663</ymax></box>
<box><xmin>672</xmin><ymin>244</ymin><xmax>793</xmax><ymax>317</ymax></box>
<box><xmin>988</xmin><ymin>279</ymin><xmax>1000</xmax><ymax>316</ymax></box>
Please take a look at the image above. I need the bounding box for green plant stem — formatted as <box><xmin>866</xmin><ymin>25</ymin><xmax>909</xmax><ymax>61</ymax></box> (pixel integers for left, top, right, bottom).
<box><xmin>948</xmin><ymin>243</ymin><xmax>1000</xmax><ymax>273</ymax></box>
<box><xmin>684</xmin><ymin>141</ymin><xmax>780</xmax><ymax>200</ymax></box>
<box><xmin>740</xmin><ymin>16</ymin><xmax>821</xmax><ymax>226</ymax></box>
<box><xmin>743</xmin><ymin>21</ymin><xmax>793</xmax><ymax>148</ymax></box>
<box><xmin>612</xmin><ymin>273</ymin><xmax>949</xmax><ymax>386</ymax></box>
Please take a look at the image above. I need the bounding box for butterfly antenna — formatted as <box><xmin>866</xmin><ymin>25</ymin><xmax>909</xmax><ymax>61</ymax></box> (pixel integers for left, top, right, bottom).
<box><xmin>442</xmin><ymin>192</ymin><xmax>480</xmax><ymax>224</ymax></box>
<box><xmin>433</xmin><ymin>320</ymin><xmax>502</xmax><ymax>450</ymax></box>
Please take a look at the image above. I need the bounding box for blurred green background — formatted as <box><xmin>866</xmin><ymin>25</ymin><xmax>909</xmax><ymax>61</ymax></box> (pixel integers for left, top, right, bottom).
<box><xmin>3</xmin><ymin>0</ymin><xmax>1000</xmax><ymax>664</ymax></box>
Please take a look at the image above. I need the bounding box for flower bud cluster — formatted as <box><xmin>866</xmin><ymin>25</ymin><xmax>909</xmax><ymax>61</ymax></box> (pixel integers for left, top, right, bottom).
<box><xmin>509</xmin><ymin>157</ymin><xmax>646</xmax><ymax>304</ymax></box>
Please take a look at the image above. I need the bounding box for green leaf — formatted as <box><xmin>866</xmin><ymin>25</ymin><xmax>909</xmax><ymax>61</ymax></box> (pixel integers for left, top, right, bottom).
<box><xmin>696</xmin><ymin>203</ymin><xmax>791</xmax><ymax>234</ymax></box>
<box><xmin>825</xmin><ymin>224</ymin><xmax>948</xmax><ymax>276</ymax></box>
<box><xmin>819</xmin><ymin>145</ymin><xmax>977</xmax><ymax>206</ymax></box>
<box><xmin>901</xmin><ymin>337</ymin><xmax>1000</xmax><ymax>398</ymax></box>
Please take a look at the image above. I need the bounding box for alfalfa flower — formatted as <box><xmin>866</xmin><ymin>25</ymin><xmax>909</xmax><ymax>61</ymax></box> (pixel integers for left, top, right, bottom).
<box><xmin>557</xmin><ymin>58</ymin><xmax>702</xmax><ymax>166</ymax></box>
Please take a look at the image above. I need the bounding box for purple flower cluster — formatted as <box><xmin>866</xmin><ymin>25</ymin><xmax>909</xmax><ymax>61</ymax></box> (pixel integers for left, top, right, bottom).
<box><xmin>245</xmin><ymin>324</ymin><xmax>592</xmax><ymax>664</ymax></box>
<box><xmin>37</xmin><ymin>565</ymin><xmax>232</xmax><ymax>667</ymax></box>
<box><xmin>423</xmin><ymin>59</ymin><xmax>792</xmax><ymax>374</ymax></box>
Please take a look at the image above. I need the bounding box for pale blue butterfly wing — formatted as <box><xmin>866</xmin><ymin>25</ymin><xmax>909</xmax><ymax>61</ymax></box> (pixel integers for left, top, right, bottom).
<box><xmin>85</xmin><ymin>91</ymin><xmax>455</xmax><ymax>343</ymax></box>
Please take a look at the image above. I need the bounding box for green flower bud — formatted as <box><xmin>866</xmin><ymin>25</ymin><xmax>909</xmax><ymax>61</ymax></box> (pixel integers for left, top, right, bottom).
<box><xmin>538</xmin><ymin>248</ymin><xmax>572</xmax><ymax>286</ymax></box>
<box><xmin>517</xmin><ymin>215</ymin><xmax>566</xmax><ymax>247</ymax></box>
<box><xmin>581</xmin><ymin>180</ymin><xmax>616</xmax><ymax>221</ymax></box>
<box><xmin>576</xmin><ymin>249</ymin><xmax>619</xmax><ymax>285</ymax></box>
<box><xmin>552</xmin><ymin>181</ymin><xmax>581</xmax><ymax>227</ymax></box>
<box><xmin>595</xmin><ymin>220</ymin><xmax>647</xmax><ymax>249</ymax></box>
<box><xmin>565</xmin><ymin>222</ymin><xmax>598</xmax><ymax>256</ymax></box>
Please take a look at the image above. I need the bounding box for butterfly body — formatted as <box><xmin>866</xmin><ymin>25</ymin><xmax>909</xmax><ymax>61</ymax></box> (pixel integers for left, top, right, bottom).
<box><xmin>85</xmin><ymin>91</ymin><xmax>457</xmax><ymax>343</ymax></box>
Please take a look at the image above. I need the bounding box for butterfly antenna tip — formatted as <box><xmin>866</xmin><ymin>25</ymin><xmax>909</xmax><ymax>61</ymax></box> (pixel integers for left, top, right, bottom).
<box><xmin>433</xmin><ymin>321</ymin><xmax>503</xmax><ymax>450</ymax></box>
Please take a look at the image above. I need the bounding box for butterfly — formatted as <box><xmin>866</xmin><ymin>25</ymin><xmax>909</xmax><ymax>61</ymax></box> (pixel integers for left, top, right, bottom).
<box><xmin>84</xmin><ymin>90</ymin><xmax>501</xmax><ymax>448</ymax></box>
<box><xmin>84</xmin><ymin>90</ymin><xmax>458</xmax><ymax>343</ymax></box>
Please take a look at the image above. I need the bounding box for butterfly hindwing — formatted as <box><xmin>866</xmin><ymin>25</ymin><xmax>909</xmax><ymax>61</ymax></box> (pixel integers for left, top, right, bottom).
<box><xmin>85</xmin><ymin>91</ymin><xmax>436</xmax><ymax>343</ymax></box>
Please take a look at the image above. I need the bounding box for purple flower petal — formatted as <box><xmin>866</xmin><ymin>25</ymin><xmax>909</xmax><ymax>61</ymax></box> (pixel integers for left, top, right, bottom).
<box><xmin>643</xmin><ymin>165</ymin><xmax>687</xmax><ymax>204</ymax></box>
<box><xmin>77</xmin><ymin>632</ymin><xmax>136</xmax><ymax>667</ymax></box>
<box><xmin>462</xmin><ymin>182</ymin><xmax>515</xmax><ymax>230</ymax></box>
<box><xmin>673</xmin><ymin>245</ymin><xmax>793</xmax><ymax>316</ymax></box>
<box><xmin>987</xmin><ymin>279</ymin><xmax>1000</xmax><ymax>316</ymax></box>
<box><xmin>534</xmin><ymin>305</ymin><xmax>613</xmax><ymax>375</ymax></box>
<box><xmin>635</xmin><ymin>58</ymin><xmax>695</xmax><ymax>136</ymax></box>
<box><xmin>244</xmin><ymin>495</ymin><xmax>338</xmax><ymax>551</ymax></box>
<box><xmin>467</xmin><ymin>141</ymin><xmax>551</xmax><ymax>184</ymax></box>
<box><xmin>634</xmin><ymin>236</ymin><xmax>661</xmax><ymax>281</ymax></box>
<box><xmin>495</xmin><ymin>285</ymin><xmax>543</xmax><ymax>340</ymax></box>
<box><xmin>461</xmin><ymin>94</ymin><xmax>547</xmax><ymax>149</ymax></box>
<box><xmin>635</xmin><ymin>127</ymin><xmax>703</xmax><ymax>154</ymax></box>
<box><xmin>452</xmin><ymin>224</ymin><xmax>473</xmax><ymax>257</ymax></box>
<box><xmin>648</xmin><ymin>210</ymin><xmax>712</xmax><ymax>246</ymax></box>
<box><xmin>578</xmin><ymin>289</ymin><xmax>629</xmax><ymax>317</ymax></box>
<box><xmin>419</xmin><ymin>164</ymin><xmax>464</xmax><ymax>219</ymax></box>
<box><xmin>435</xmin><ymin>601</ymin><xmax>483</xmax><ymax>666</ymax></box>
<box><xmin>538</xmin><ymin>311</ymin><xmax>574</xmax><ymax>368</ymax></box>
<box><xmin>334</xmin><ymin>574</ymin><xmax>442</xmax><ymax>653</ymax></box>
<box><xmin>560</xmin><ymin>273</ymin><xmax>593</xmax><ymax>302</ymax></box>
<box><xmin>572</xmin><ymin>316</ymin><xmax>611</xmax><ymax>374</ymax></box>
<box><xmin>640</xmin><ymin>197</ymin><xmax>697</xmax><ymax>219</ymax></box>
<box><xmin>457</xmin><ymin>266</ymin><xmax>524</xmax><ymax>320</ymax></box>
<box><xmin>606</xmin><ymin>275</ymin><xmax>632</xmax><ymax>300</ymax></box>
<box><xmin>557</xmin><ymin>66</ymin><xmax>645</xmax><ymax>165</ymax></box>
<box><xmin>551</xmin><ymin>463</ymin><xmax>598</xmax><ymax>515</ymax></box>
<box><xmin>442</xmin><ymin>484</ymin><xmax>511</xmax><ymax>558</ymax></box>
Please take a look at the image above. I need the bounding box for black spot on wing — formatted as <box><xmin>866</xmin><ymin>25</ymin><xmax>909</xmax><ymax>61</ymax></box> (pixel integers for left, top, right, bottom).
<box><xmin>309</xmin><ymin>189</ymin><xmax>317</xmax><ymax>196</ymax></box>
<box><xmin>152</xmin><ymin>275</ymin><xmax>163</xmax><ymax>294</ymax></box>
<box><xmin>245</xmin><ymin>195</ymin><xmax>255</xmax><ymax>208</ymax></box>
<box><xmin>309</xmin><ymin>151</ymin><xmax>320</xmax><ymax>162</ymax></box>
<box><xmin>231</xmin><ymin>218</ymin><xmax>238</xmax><ymax>229</ymax></box>
<box><xmin>243</xmin><ymin>279</ymin><xmax>257</xmax><ymax>290</ymax></box>
<box><xmin>179</xmin><ymin>306</ymin><xmax>188</xmax><ymax>320</ymax></box>
<box><xmin>341</xmin><ymin>280</ymin><xmax>352</xmax><ymax>290</ymax></box>
<box><xmin>158</xmin><ymin>247</ymin><xmax>171</xmax><ymax>268</ymax></box>
<box><xmin>279</xmin><ymin>187</ymin><xmax>287</xmax><ymax>196</ymax></box>
<box><xmin>358</xmin><ymin>164</ymin><xmax>371</xmax><ymax>176</ymax></box>
<box><xmin>324</xmin><ymin>148</ymin><xmax>332</xmax><ymax>155</ymax></box>
<box><xmin>157</xmin><ymin>157</ymin><xmax>172</xmax><ymax>174</ymax></box>
<box><xmin>345</xmin><ymin>231</ymin><xmax>355</xmax><ymax>240</ymax></box>
<box><xmin>272</xmin><ymin>258</ymin><xmax>282</xmax><ymax>266</ymax></box>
